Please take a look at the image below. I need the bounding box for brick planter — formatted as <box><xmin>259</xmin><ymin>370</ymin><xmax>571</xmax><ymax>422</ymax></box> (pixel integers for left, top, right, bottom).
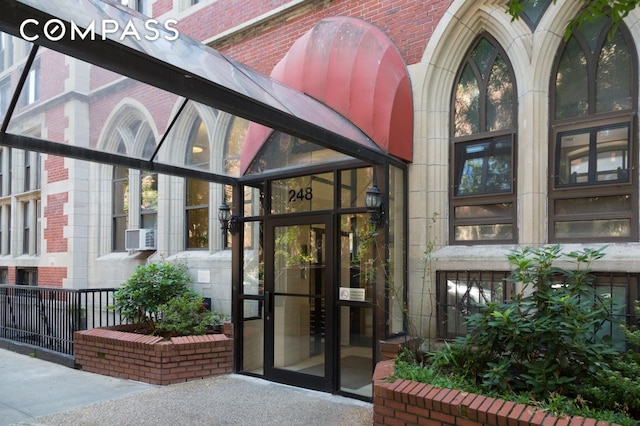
<box><xmin>373</xmin><ymin>360</ymin><xmax>614</xmax><ymax>426</ymax></box>
<box><xmin>74</xmin><ymin>326</ymin><xmax>233</xmax><ymax>385</ymax></box>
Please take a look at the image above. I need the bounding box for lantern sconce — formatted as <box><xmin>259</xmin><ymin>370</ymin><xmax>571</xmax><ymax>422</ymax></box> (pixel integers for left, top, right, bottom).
<box><xmin>365</xmin><ymin>184</ymin><xmax>385</xmax><ymax>229</ymax></box>
<box><xmin>218</xmin><ymin>201</ymin><xmax>239</xmax><ymax>235</ymax></box>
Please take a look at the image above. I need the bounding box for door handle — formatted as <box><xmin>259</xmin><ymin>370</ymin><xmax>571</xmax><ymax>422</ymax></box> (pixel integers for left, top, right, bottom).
<box><xmin>264</xmin><ymin>290</ymin><xmax>271</xmax><ymax>320</ymax></box>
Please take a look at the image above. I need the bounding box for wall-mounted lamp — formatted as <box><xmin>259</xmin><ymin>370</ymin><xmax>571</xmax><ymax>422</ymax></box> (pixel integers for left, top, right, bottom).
<box><xmin>218</xmin><ymin>201</ymin><xmax>239</xmax><ymax>235</ymax></box>
<box><xmin>365</xmin><ymin>184</ymin><xmax>385</xmax><ymax>228</ymax></box>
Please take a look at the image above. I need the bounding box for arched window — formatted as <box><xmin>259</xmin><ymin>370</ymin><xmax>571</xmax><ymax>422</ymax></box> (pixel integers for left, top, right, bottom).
<box><xmin>550</xmin><ymin>20</ymin><xmax>638</xmax><ymax>242</ymax></box>
<box><xmin>109</xmin><ymin>117</ymin><xmax>157</xmax><ymax>252</ymax></box>
<box><xmin>112</xmin><ymin>143</ymin><xmax>128</xmax><ymax>252</ymax></box>
<box><xmin>450</xmin><ymin>35</ymin><xmax>517</xmax><ymax>244</ymax></box>
<box><xmin>140</xmin><ymin>135</ymin><xmax>158</xmax><ymax>229</ymax></box>
<box><xmin>185</xmin><ymin>117</ymin><xmax>210</xmax><ymax>249</ymax></box>
<box><xmin>518</xmin><ymin>0</ymin><xmax>552</xmax><ymax>31</ymax></box>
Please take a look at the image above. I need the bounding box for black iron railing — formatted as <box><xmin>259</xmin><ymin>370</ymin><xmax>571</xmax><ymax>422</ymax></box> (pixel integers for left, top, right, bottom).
<box><xmin>0</xmin><ymin>285</ymin><xmax>125</xmax><ymax>356</ymax></box>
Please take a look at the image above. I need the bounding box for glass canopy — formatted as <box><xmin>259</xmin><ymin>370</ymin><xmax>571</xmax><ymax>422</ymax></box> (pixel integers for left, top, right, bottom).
<box><xmin>0</xmin><ymin>0</ymin><xmax>390</xmax><ymax>185</ymax></box>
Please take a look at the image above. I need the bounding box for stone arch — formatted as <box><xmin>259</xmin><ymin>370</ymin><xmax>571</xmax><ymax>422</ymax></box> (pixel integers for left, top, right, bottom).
<box><xmin>91</xmin><ymin>100</ymin><xmax>158</xmax><ymax>257</ymax></box>
<box><xmin>406</xmin><ymin>0</ymin><xmax>615</xmax><ymax>335</ymax></box>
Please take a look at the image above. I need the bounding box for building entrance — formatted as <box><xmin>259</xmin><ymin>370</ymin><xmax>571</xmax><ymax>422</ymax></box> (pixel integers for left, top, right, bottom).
<box><xmin>239</xmin><ymin>169</ymin><xmax>379</xmax><ymax>399</ymax></box>
<box><xmin>264</xmin><ymin>215</ymin><xmax>333</xmax><ymax>391</ymax></box>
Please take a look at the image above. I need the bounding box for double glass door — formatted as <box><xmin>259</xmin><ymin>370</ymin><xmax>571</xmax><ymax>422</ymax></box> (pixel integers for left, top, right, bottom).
<box><xmin>240</xmin><ymin>169</ymin><xmax>381</xmax><ymax>398</ymax></box>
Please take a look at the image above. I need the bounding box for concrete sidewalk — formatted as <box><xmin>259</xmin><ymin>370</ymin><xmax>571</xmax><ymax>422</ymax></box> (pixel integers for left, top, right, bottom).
<box><xmin>0</xmin><ymin>349</ymin><xmax>373</xmax><ymax>426</ymax></box>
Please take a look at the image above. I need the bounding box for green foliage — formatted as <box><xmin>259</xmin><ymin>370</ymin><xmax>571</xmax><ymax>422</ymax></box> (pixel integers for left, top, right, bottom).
<box><xmin>396</xmin><ymin>245</ymin><xmax>640</xmax><ymax>424</ymax></box>
<box><xmin>447</xmin><ymin>246</ymin><xmax>619</xmax><ymax>397</ymax></box>
<box><xmin>579</xmin><ymin>302</ymin><xmax>640</xmax><ymax>418</ymax></box>
<box><xmin>506</xmin><ymin>0</ymin><xmax>640</xmax><ymax>40</ymax></box>
<box><xmin>210</xmin><ymin>309</ymin><xmax>231</xmax><ymax>327</ymax></box>
<box><xmin>154</xmin><ymin>291</ymin><xmax>214</xmax><ymax>336</ymax></box>
<box><xmin>114</xmin><ymin>261</ymin><xmax>192</xmax><ymax>329</ymax></box>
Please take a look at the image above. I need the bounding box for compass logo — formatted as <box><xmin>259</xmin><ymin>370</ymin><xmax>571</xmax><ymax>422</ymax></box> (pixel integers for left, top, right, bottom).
<box><xmin>19</xmin><ymin>18</ymin><xmax>179</xmax><ymax>42</ymax></box>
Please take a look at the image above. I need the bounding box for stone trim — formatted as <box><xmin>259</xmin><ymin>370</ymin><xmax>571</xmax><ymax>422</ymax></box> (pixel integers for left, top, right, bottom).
<box><xmin>204</xmin><ymin>0</ymin><xmax>333</xmax><ymax>49</ymax></box>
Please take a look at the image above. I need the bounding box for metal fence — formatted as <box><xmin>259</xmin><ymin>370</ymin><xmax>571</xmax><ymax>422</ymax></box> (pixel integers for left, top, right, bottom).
<box><xmin>0</xmin><ymin>285</ymin><xmax>126</xmax><ymax>356</ymax></box>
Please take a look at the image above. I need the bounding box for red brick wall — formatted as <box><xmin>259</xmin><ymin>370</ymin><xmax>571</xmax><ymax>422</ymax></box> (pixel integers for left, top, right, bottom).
<box><xmin>210</xmin><ymin>0</ymin><xmax>453</xmax><ymax>73</ymax></box>
<box><xmin>38</xmin><ymin>46</ymin><xmax>67</xmax><ymax>102</ymax></box>
<box><xmin>373</xmin><ymin>360</ymin><xmax>604</xmax><ymax>426</ymax></box>
<box><xmin>74</xmin><ymin>327</ymin><xmax>233</xmax><ymax>385</ymax></box>
<box><xmin>176</xmin><ymin>0</ymin><xmax>293</xmax><ymax>41</ymax></box>
<box><xmin>38</xmin><ymin>267</ymin><xmax>67</xmax><ymax>288</ymax></box>
<box><xmin>44</xmin><ymin>192</ymin><xmax>68</xmax><ymax>253</ymax></box>
<box><xmin>44</xmin><ymin>155</ymin><xmax>68</xmax><ymax>183</ymax></box>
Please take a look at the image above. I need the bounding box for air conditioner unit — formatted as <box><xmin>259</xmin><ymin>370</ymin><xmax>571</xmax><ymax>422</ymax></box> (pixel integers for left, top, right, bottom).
<box><xmin>125</xmin><ymin>229</ymin><xmax>156</xmax><ymax>251</ymax></box>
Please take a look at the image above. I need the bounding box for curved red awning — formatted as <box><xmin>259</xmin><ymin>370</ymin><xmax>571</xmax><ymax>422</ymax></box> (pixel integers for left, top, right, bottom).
<box><xmin>241</xmin><ymin>16</ymin><xmax>413</xmax><ymax>174</ymax></box>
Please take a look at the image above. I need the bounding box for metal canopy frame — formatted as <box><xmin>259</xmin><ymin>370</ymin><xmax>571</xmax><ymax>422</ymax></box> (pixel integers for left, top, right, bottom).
<box><xmin>0</xmin><ymin>0</ymin><xmax>393</xmax><ymax>185</ymax></box>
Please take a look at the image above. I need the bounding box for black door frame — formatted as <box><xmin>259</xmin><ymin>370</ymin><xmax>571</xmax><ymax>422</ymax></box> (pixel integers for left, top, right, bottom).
<box><xmin>262</xmin><ymin>213</ymin><xmax>336</xmax><ymax>392</ymax></box>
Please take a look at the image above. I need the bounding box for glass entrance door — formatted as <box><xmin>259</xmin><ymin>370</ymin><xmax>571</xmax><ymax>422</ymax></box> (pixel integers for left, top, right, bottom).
<box><xmin>264</xmin><ymin>215</ymin><xmax>334</xmax><ymax>391</ymax></box>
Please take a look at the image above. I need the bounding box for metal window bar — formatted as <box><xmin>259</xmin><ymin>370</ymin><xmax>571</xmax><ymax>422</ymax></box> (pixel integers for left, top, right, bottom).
<box><xmin>0</xmin><ymin>285</ymin><xmax>126</xmax><ymax>356</ymax></box>
<box><xmin>436</xmin><ymin>271</ymin><xmax>640</xmax><ymax>347</ymax></box>
<box><xmin>436</xmin><ymin>271</ymin><xmax>512</xmax><ymax>339</ymax></box>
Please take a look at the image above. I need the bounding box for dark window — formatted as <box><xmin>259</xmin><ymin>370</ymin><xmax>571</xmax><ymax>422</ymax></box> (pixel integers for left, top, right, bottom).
<box><xmin>550</xmin><ymin>20</ymin><xmax>638</xmax><ymax>242</ymax></box>
<box><xmin>20</xmin><ymin>62</ymin><xmax>39</xmax><ymax>107</ymax></box>
<box><xmin>36</xmin><ymin>199</ymin><xmax>40</xmax><ymax>255</ymax></box>
<box><xmin>22</xmin><ymin>201</ymin><xmax>29</xmax><ymax>254</ymax></box>
<box><xmin>119</xmin><ymin>0</ymin><xmax>149</xmax><ymax>14</ymax></box>
<box><xmin>450</xmin><ymin>35</ymin><xmax>517</xmax><ymax>244</ymax></box>
<box><xmin>24</xmin><ymin>151</ymin><xmax>30</xmax><ymax>191</ymax></box>
<box><xmin>141</xmin><ymin>136</ymin><xmax>157</xmax><ymax>229</ymax></box>
<box><xmin>186</xmin><ymin>179</ymin><xmax>209</xmax><ymax>249</ymax></box>
<box><xmin>185</xmin><ymin>118</ymin><xmax>209</xmax><ymax>249</ymax></box>
<box><xmin>112</xmin><ymin>165</ymin><xmax>129</xmax><ymax>252</ymax></box>
<box><xmin>0</xmin><ymin>78</ymin><xmax>10</xmax><ymax>117</ymax></box>
<box><xmin>436</xmin><ymin>271</ymin><xmax>513</xmax><ymax>339</ymax></box>
<box><xmin>6</xmin><ymin>205</ymin><xmax>10</xmax><ymax>254</ymax></box>
<box><xmin>16</xmin><ymin>267</ymin><xmax>37</xmax><ymax>286</ymax></box>
<box><xmin>0</xmin><ymin>33</ymin><xmax>4</xmax><ymax>70</ymax></box>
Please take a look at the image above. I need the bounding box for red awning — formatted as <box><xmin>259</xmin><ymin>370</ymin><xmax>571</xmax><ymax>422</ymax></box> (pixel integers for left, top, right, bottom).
<box><xmin>241</xmin><ymin>16</ymin><xmax>413</xmax><ymax>174</ymax></box>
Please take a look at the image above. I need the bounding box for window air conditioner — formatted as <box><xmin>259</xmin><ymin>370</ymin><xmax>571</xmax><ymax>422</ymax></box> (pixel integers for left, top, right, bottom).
<box><xmin>125</xmin><ymin>229</ymin><xmax>157</xmax><ymax>251</ymax></box>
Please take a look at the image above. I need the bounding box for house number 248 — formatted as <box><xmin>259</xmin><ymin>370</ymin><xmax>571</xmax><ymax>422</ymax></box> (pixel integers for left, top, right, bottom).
<box><xmin>289</xmin><ymin>187</ymin><xmax>313</xmax><ymax>202</ymax></box>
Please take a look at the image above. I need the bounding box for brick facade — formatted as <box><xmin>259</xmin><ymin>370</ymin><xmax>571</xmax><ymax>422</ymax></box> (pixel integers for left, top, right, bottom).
<box><xmin>43</xmin><ymin>192</ymin><xmax>68</xmax><ymax>253</ymax></box>
<box><xmin>37</xmin><ymin>267</ymin><xmax>67</xmax><ymax>288</ymax></box>
<box><xmin>207</xmin><ymin>0</ymin><xmax>453</xmax><ymax>74</ymax></box>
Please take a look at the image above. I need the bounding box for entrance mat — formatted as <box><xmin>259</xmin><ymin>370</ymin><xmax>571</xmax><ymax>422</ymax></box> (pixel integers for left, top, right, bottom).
<box><xmin>299</xmin><ymin>356</ymin><xmax>372</xmax><ymax>390</ymax></box>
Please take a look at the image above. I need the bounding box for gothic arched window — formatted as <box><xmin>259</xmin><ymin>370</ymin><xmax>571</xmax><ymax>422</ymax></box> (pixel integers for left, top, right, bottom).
<box><xmin>185</xmin><ymin>117</ymin><xmax>210</xmax><ymax>249</ymax></box>
<box><xmin>550</xmin><ymin>20</ymin><xmax>638</xmax><ymax>242</ymax></box>
<box><xmin>450</xmin><ymin>35</ymin><xmax>517</xmax><ymax>244</ymax></box>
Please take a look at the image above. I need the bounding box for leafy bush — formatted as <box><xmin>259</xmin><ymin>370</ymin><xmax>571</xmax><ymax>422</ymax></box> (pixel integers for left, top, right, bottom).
<box><xmin>397</xmin><ymin>245</ymin><xmax>640</xmax><ymax>424</ymax></box>
<box><xmin>436</xmin><ymin>246</ymin><xmax>620</xmax><ymax>396</ymax></box>
<box><xmin>114</xmin><ymin>261</ymin><xmax>192</xmax><ymax>331</ymax></box>
<box><xmin>154</xmin><ymin>291</ymin><xmax>214</xmax><ymax>336</ymax></box>
<box><xmin>580</xmin><ymin>302</ymin><xmax>640</xmax><ymax>418</ymax></box>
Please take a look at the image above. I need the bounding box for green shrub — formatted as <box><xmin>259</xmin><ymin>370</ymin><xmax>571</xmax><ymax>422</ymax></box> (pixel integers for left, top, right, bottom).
<box><xmin>439</xmin><ymin>246</ymin><xmax>620</xmax><ymax>397</ymax></box>
<box><xmin>397</xmin><ymin>245</ymin><xmax>640</xmax><ymax>424</ymax></box>
<box><xmin>155</xmin><ymin>291</ymin><xmax>214</xmax><ymax>336</ymax></box>
<box><xmin>580</xmin><ymin>302</ymin><xmax>640</xmax><ymax>419</ymax></box>
<box><xmin>114</xmin><ymin>261</ymin><xmax>191</xmax><ymax>330</ymax></box>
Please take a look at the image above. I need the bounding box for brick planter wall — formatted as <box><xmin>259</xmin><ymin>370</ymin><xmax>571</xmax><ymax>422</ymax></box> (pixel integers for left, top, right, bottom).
<box><xmin>373</xmin><ymin>360</ymin><xmax>611</xmax><ymax>426</ymax></box>
<box><xmin>74</xmin><ymin>327</ymin><xmax>233</xmax><ymax>385</ymax></box>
